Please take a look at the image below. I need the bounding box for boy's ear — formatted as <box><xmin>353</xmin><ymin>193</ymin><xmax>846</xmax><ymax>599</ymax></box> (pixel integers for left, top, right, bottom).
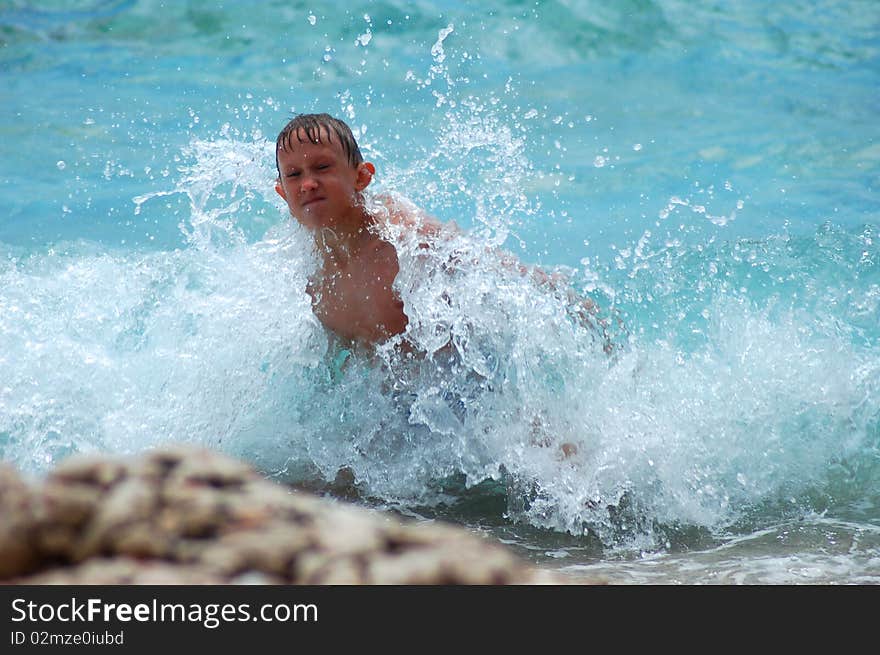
<box><xmin>355</xmin><ymin>162</ymin><xmax>375</xmax><ymax>191</ymax></box>
<box><xmin>275</xmin><ymin>179</ymin><xmax>287</xmax><ymax>201</ymax></box>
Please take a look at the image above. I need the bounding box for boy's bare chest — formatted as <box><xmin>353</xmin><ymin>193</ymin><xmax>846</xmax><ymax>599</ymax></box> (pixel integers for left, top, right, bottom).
<box><xmin>307</xmin><ymin>241</ymin><xmax>408</xmax><ymax>342</ymax></box>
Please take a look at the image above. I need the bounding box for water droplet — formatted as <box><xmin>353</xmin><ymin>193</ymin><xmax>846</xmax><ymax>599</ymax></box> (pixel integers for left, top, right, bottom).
<box><xmin>56</xmin><ymin>160</ymin><xmax>66</xmax><ymax>170</ymax></box>
<box><xmin>308</xmin><ymin>14</ymin><xmax>316</xmax><ymax>25</ymax></box>
<box><xmin>632</xmin><ymin>143</ymin><xmax>642</xmax><ymax>151</ymax></box>
<box><xmin>593</xmin><ymin>156</ymin><xmax>606</xmax><ymax>168</ymax></box>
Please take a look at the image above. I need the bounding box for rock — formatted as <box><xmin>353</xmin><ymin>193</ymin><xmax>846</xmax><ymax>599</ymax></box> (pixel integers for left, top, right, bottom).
<box><xmin>0</xmin><ymin>446</ymin><xmax>582</xmax><ymax>585</ymax></box>
<box><xmin>0</xmin><ymin>463</ymin><xmax>39</xmax><ymax>578</ymax></box>
<box><xmin>51</xmin><ymin>455</ymin><xmax>127</xmax><ymax>488</ymax></box>
<box><xmin>77</xmin><ymin>476</ymin><xmax>163</xmax><ymax>560</ymax></box>
<box><xmin>20</xmin><ymin>558</ymin><xmax>227</xmax><ymax>585</ymax></box>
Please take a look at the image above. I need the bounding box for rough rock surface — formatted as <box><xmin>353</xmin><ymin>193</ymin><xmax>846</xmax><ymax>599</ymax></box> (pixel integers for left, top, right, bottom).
<box><xmin>0</xmin><ymin>446</ymin><xmax>570</xmax><ymax>584</ymax></box>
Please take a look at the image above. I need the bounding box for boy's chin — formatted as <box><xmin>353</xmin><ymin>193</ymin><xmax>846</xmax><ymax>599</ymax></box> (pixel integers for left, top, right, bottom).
<box><xmin>299</xmin><ymin>205</ymin><xmax>329</xmax><ymax>221</ymax></box>
<box><xmin>292</xmin><ymin>215</ymin><xmax>319</xmax><ymax>230</ymax></box>
<box><xmin>296</xmin><ymin>215</ymin><xmax>334</xmax><ymax>232</ymax></box>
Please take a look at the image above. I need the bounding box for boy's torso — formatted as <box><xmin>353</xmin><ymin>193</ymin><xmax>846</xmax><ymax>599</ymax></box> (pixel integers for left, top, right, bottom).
<box><xmin>307</xmin><ymin>235</ymin><xmax>408</xmax><ymax>344</ymax></box>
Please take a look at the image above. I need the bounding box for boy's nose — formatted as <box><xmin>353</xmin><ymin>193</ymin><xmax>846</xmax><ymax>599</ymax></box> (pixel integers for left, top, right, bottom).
<box><xmin>300</xmin><ymin>177</ymin><xmax>318</xmax><ymax>192</ymax></box>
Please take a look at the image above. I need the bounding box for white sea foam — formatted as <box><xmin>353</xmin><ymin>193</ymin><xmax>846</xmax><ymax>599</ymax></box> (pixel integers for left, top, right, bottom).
<box><xmin>2</xmin><ymin>125</ymin><xmax>877</xmax><ymax>557</ymax></box>
<box><xmin>2</xmin><ymin>12</ymin><xmax>878</xmax><ymax>556</ymax></box>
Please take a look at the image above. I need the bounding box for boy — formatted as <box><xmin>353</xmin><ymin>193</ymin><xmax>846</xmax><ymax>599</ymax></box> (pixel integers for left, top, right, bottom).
<box><xmin>274</xmin><ymin>113</ymin><xmax>605</xmax><ymax>353</ymax></box>
<box><xmin>274</xmin><ymin>113</ymin><xmax>433</xmax><ymax>348</ymax></box>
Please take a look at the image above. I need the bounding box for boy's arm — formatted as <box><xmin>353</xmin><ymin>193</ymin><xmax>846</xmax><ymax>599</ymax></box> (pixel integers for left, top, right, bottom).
<box><xmin>373</xmin><ymin>193</ymin><xmax>612</xmax><ymax>350</ymax></box>
<box><xmin>496</xmin><ymin>251</ymin><xmax>613</xmax><ymax>352</ymax></box>
<box><xmin>497</xmin><ymin>251</ymin><xmax>596</xmax><ymax>309</ymax></box>
<box><xmin>375</xmin><ymin>194</ymin><xmax>458</xmax><ymax>242</ymax></box>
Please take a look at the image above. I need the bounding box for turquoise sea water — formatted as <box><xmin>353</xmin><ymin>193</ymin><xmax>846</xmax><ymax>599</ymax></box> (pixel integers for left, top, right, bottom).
<box><xmin>2</xmin><ymin>0</ymin><xmax>878</xmax><ymax>583</ymax></box>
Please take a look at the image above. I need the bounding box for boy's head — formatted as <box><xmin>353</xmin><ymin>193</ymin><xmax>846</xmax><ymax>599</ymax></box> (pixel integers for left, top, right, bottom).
<box><xmin>275</xmin><ymin>113</ymin><xmax>363</xmax><ymax>179</ymax></box>
<box><xmin>274</xmin><ymin>113</ymin><xmax>375</xmax><ymax>230</ymax></box>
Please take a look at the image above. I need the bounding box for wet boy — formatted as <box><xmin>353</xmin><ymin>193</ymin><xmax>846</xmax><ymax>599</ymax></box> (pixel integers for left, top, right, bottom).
<box><xmin>275</xmin><ymin>112</ymin><xmax>604</xmax><ymax>353</ymax></box>
<box><xmin>275</xmin><ymin>113</ymin><xmax>607</xmax><ymax>460</ymax></box>
<box><xmin>274</xmin><ymin>113</ymin><xmax>438</xmax><ymax>347</ymax></box>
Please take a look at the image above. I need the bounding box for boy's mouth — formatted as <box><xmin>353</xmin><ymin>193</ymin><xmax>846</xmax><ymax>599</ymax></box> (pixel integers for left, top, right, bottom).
<box><xmin>302</xmin><ymin>197</ymin><xmax>325</xmax><ymax>209</ymax></box>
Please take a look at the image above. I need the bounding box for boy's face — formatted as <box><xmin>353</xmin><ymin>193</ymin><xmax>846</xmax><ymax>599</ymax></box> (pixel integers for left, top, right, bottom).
<box><xmin>275</xmin><ymin>128</ymin><xmax>374</xmax><ymax>231</ymax></box>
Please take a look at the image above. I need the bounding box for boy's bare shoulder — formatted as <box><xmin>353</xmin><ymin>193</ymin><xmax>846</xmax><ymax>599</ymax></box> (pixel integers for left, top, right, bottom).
<box><xmin>371</xmin><ymin>193</ymin><xmax>458</xmax><ymax>239</ymax></box>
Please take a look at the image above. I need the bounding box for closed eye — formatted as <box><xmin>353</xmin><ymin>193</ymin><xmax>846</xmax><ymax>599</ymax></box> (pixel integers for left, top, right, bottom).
<box><xmin>285</xmin><ymin>170</ymin><xmax>300</xmax><ymax>178</ymax></box>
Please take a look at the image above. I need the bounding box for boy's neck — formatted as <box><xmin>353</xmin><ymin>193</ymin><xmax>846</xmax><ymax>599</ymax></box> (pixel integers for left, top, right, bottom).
<box><xmin>313</xmin><ymin>207</ymin><xmax>374</xmax><ymax>264</ymax></box>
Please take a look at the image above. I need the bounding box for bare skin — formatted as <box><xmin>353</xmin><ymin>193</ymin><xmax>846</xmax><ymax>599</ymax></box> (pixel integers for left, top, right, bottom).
<box><xmin>275</xmin><ymin>127</ymin><xmax>434</xmax><ymax>347</ymax></box>
<box><xmin>275</xmin><ymin>126</ymin><xmax>602</xmax><ymax>350</ymax></box>
<box><xmin>275</xmin><ymin>125</ymin><xmax>603</xmax><ymax>458</ymax></box>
